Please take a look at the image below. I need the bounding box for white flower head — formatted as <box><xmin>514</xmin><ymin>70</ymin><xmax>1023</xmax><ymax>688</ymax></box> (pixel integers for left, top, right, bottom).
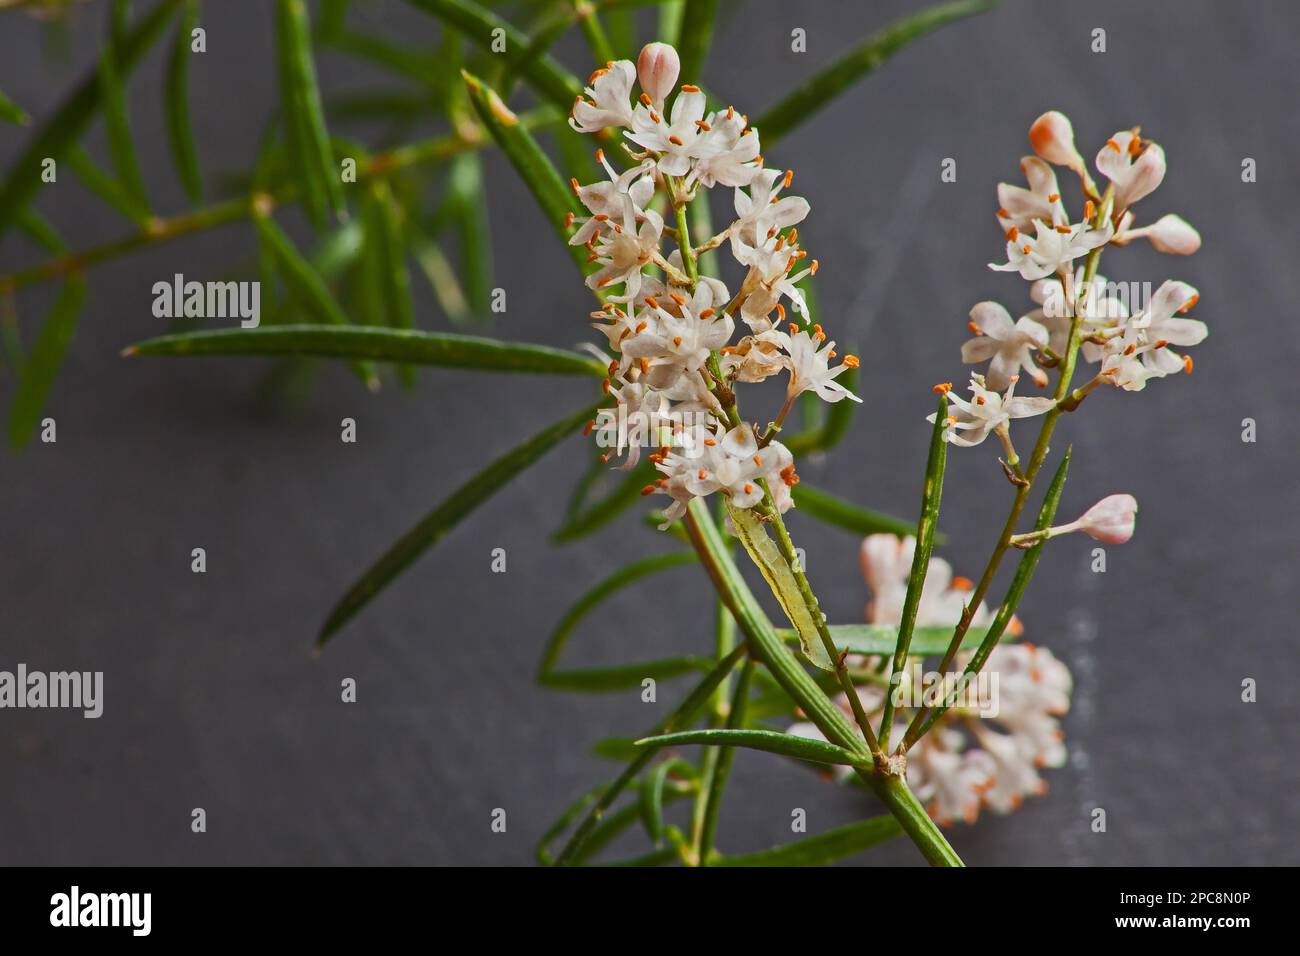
<box><xmin>583</xmin><ymin>195</ymin><xmax>664</xmax><ymax>301</ymax></box>
<box><xmin>996</xmin><ymin>156</ymin><xmax>1067</xmax><ymax>234</ymax></box>
<box><xmin>932</xmin><ymin>374</ymin><xmax>1055</xmax><ymax>448</ymax></box>
<box><xmin>1096</xmin><ymin>130</ymin><xmax>1166</xmax><ymax>211</ymax></box>
<box><xmin>776</xmin><ymin>328</ymin><xmax>861</xmax><ymax>404</ymax></box>
<box><xmin>626</xmin><ymin>85</ymin><xmax>709</xmax><ymax>178</ymax></box>
<box><xmin>570</xmin><ymin>60</ymin><xmax>636</xmax><ymax>134</ymax></box>
<box><xmin>961</xmin><ymin>301</ymin><xmax>1050</xmax><ymax>390</ymax></box>
<box><xmin>990</xmin><ymin>216</ymin><xmax>1113</xmax><ymax>282</ymax></box>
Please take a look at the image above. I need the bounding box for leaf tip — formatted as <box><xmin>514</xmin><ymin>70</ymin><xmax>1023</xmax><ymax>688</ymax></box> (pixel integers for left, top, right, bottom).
<box><xmin>120</xmin><ymin>345</ymin><xmax>138</xmax><ymax>357</ymax></box>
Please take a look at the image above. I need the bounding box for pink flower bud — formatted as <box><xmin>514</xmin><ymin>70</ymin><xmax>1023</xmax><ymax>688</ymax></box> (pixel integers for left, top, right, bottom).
<box><xmin>637</xmin><ymin>42</ymin><xmax>680</xmax><ymax>109</ymax></box>
<box><xmin>1145</xmin><ymin>213</ymin><xmax>1200</xmax><ymax>255</ymax></box>
<box><xmin>1028</xmin><ymin>111</ymin><xmax>1085</xmax><ymax>174</ymax></box>
<box><xmin>1076</xmin><ymin>494</ymin><xmax>1138</xmax><ymax>544</ymax></box>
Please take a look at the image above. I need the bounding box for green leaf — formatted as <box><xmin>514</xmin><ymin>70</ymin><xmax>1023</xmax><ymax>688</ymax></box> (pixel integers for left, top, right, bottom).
<box><xmin>164</xmin><ymin>0</ymin><xmax>203</xmax><ymax>202</ymax></box>
<box><xmin>66</xmin><ymin>146</ymin><xmax>151</xmax><ymax>226</ymax></box>
<box><xmin>274</xmin><ymin>0</ymin><xmax>343</xmax><ymax>228</ymax></box>
<box><xmin>8</xmin><ymin>278</ymin><xmax>86</xmax><ymax>449</ymax></box>
<box><xmin>126</xmin><ymin>325</ymin><xmax>608</xmax><ymax>376</ymax></box>
<box><xmin>0</xmin><ymin>89</ymin><xmax>29</xmax><ymax>126</ymax></box>
<box><xmin>98</xmin><ymin>0</ymin><xmax>153</xmax><ymax>215</ymax></box>
<box><xmin>635</xmin><ymin>729</ymin><xmax>869</xmax><ymax>768</ymax></box>
<box><xmin>406</xmin><ymin>0</ymin><xmax>582</xmax><ymax>111</ymax></box>
<box><xmin>445</xmin><ymin>154</ymin><xmax>492</xmax><ymax>315</ymax></box>
<box><xmin>461</xmin><ymin>70</ymin><xmax>587</xmax><ymax>278</ymax></box>
<box><xmin>779</xmin><ymin>622</ymin><xmax>999</xmax><ymax>657</ymax></box>
<box><xmin>640</xmin><ymin>758</ymin><xmax>694</xmax><ymax>845</ymax></box>
<box><xmin>16</xmin><ymin>208</ymin><xmax>66</xmax><ymax>255</ymax></box>
<box><xmin>552</xmin><ymin>460</ymin><xmax>656</xmax><ymax>543</ymax></box>
<box><xmin>320</xmin><ymin>29</ymin><xmax>443</xmax><ymax>87</ymax></box>
<box><xmin>362</xmin><ymin>182</ymin><xmax>416</xmax><ymax>386</ymax></box>
<box><xmin>590</xmin><ymin>737</ymin><xmax>640</xmax><ymax>761</ymax></box>
<box><xmin>789</xmin><ymin>483</ymin><xmax>922</xmax><ymax>539</ymax></box>
<box><xmin>317</xmin><ymin>398</ymin><xmax>606</xmax><ymax>645</ymax></box>
<box><xmin>554</xmin><ymin>643</ymin><xmax>747</xmax><ymax>865</ymax></box>
<box><xmin>756</xmin><ymin>0</ymin><xmax>1000</xmax><ymax>145</ymax></box>
<box><xmin>878</xmin><ymin>393</ymin><xmax>950</xmax><ymax>744</ymax></box>
<box><xmin>410</xmin><ymin>231</ymin><xmax>473</xmax><ymax>325</ymax></box>
<box><xmin>0</xmin><ymin>0</ymin><xmax>179</xmax><ymax>237</ymax></box>
<box><xmin>714</xmin><ymin>816</ymin><xmax>901</xmax><ymax>867</ymax></box>
<box><xmin>541</xmin><ymin>658</ymin><xmax>711</xmax><ymax>692</ymax></box>
<box><xmin>538</xmin><ymin>551</ymin><xmax>699</xmax><ymax>690</ymax></box>
<box><xmin>675</xmin><ymin>0</ymin><xmax>718</xmax><ymax>86</ymax></box>
<box><xmin>251</xmin><ymin>215</ymin><xmax>379</xmax><ymax>389</ymax></box>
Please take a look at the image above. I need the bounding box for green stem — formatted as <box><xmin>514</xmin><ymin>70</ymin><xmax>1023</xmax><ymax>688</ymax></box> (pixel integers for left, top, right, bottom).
<box><xmin>899</xmin><ymin>188</ymin><xmax>1114</xmax><ymax>752</ymax></box>
<box><xmin>697</xmin><ymin>657</ymin><xmax>754</xmax><ymax>864</ymax></box>
<box><xmin>683</xmin><ymin>501</ymin><xmax>961</xmax><ymax>867</ymax></box>
<box><xmin>867</xmin><ymin>773</ymin><xmax>963</xmax><ymax>867</ymax></box>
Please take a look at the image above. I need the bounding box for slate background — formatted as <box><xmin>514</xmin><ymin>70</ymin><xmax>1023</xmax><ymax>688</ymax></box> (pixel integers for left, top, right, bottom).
<box><xmin>1</xmin><ymin>0</ymin><xmax>1297</xmax><ymax>866</ymax></box>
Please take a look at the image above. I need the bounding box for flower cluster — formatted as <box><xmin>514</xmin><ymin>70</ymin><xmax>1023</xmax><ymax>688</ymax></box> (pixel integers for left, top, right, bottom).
<box><xmin>945</xmin><ymin>110</ymin><xmax>1208</xmax><ymax>449</ymax></box>
<box><xmin>569</xmin><ymin>43</ymin><xmax>860</xmax><ymax>526</ymax></box>
<box><xmin>790</xmin><ymin>534</ymin><xmax>1074</xmax><ymax>826</ymax></box>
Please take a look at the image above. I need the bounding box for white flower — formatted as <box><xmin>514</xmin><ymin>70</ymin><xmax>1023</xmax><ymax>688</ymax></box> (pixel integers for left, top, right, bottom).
<box><xmin>1095</xmin><ymin>130</ymin><xmax>1166</xmax><ymax>211</ymax></box>
<box><xmin>686</xmin><ymin>106</ymin><xmax>762</xmax><ymax>189</ymax></box>
<box><xmin>858</xmin><ymin>534</ymin><xmax>993</xmax><ymax>630</ymax></box>
<box><xmin>621</xmin><ymin>286</ymin><xmax>735</xmax><ymax>389</ymax></box>
<box><xmin>728</xmin><ymin>168</ymin><xmax>809</xmax><ymax>263</ymax></box>
<box><xmin>1096</xmin><ymin>280</ymin><xmax>1205</xmax><ymax>389</ymax></box>
<box><xmin>735</xmin><ymin>233</ymin><xmax>816</xmax><ymax>331</ymax></box>
<box><xmin>777</xmin><ymin>329</ymin><xmax>861</xmax><ymax>404</ymax></box>
<box><xmin>654</xmin><ymin>422</ymin><xmax>790</xmax><ymax>520</ymax></box>
<box><xmin>1029</xmin><ymin>269</ymin><xmax>1130</xmax><ymax>359</ymax></box>
<box><xmin>1028</xmin><ymin>110</ymin><xmax>1087</xmax><ymax>179</ymax></box>
<box><xmin>570</xmin><ymin>60</ymin><xmax>636</xmax><ymax>133</ymax></box>
<box><xmin>961</xmin><ymin>301</ymin><xmax>1050</xmax><ymax>390</ymax></box>
<box><xmin>583</xmin><ymin>196</ymin><xmax>664</xmax><ymax>301</ymax></box>
<box><xmin>908</xmin><ymin>729</ymin><xmax>995</xmax><ymax>826</ymax></box>
<box><xmin>932</xmin><ymin>374</ymin><xmax>1055</xmax><ymax>448</ymax></box>
<box><xmin>636</xmin><ymin>42</ymin><xmax>679</xmax><ymax>111</ymax></box>
<box><xmin>567</xmin><ymin>157</ymin><xmax>656</xmax><ymax>246</ymax></box>
<box><xmin>626</xmin><ymin>85</ymin><xmax>709</xmax><ymax>177</ymax></box>
<box><xmin>990</xmin><ymin>216</ymin><xmax>1113</xmax><ymax>282</ymax></box>
<box><xmin>976</xmin><ymin>643</ymin><xmax>1070</xmax><ymax>769</ymax></box>
<box><xmin>1114</xmin><ymin>212</ymin><xmax>1201</xmax><ymax>255</ymax></box>
<box><xmin>996</xmin><ymin>156</ymin><xmax>1067</xmax><ymax>234</ymax></box>
<box><xmin>719</xmin><ymin>329</ymin><xmax>787</xmax><ymax>383</ymax></box>
<box><xmin>968</xmin><ymin>722</ymin><xmax>1047</xmax><ymax>814</ymax></box>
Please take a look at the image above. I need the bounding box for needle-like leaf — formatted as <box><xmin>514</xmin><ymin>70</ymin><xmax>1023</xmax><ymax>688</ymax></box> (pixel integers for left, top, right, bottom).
<box><xmin>635</xmin><ymin>729</ymin><xmax>871</xmax><ymax>768</ymax></box>
<box><xmin>713</xmin><ymin>816</ymin><xmax>901</xmax><ymax>867</ymax></box>
<box><xmin>125</xmin><ymin>325</ymin><xmax>608</xmax><ymax>376</ymax></box>
<box><xmin>537</xmin><ymin>551</ymin><xmax>700</xmax><ymax>691</ymax></box>
<box><xmin>8</xmin><ymin>278</ymin><xmax>86</xmax><ymax>449</ymax></box>
<box><xmin>316</xmin><ymin>398</ymin><xmax>607</xmax><ymax>645</ymax></box>
<box><xmin>789</xmin><ymin>482</ymin><xmax>922</xmax><ymax>539</ymax></box>
<box><xmin>274</xmin><ymin>0</ymin><xmax>343</xmax><ymax>228</ymax></box>
<box><xmin>0</xmin><ymin>0</ymin><xmax>180</xmax><ymax>237</ymax></box>
<box><xmin>756</xmin><ymin>0</ymin><xmax>1000</xmax><ymax>145</ymax></box>
<box><xmin>405</xmin><ymin>0</ymin><xmax>582</xmax><ymax>111</ymax></box>
<box><xmin>164</xmin><ymin>0</ymin><xmax>203</xmax><ymax>202</ymax></box>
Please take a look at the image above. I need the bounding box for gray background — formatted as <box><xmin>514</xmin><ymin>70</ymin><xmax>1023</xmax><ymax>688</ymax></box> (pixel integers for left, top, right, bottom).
<box><xmin>1</xmin><ymin>0</ymin><xmax>1297</xmax><ymax>865</ymax></box>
